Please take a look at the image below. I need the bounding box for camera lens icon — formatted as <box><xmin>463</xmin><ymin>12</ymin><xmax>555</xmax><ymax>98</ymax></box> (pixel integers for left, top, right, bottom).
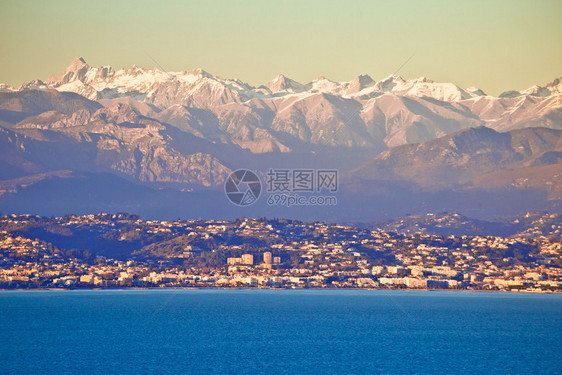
<box><xmin>224</xmin><ymin>169</ymin><xmax>261</xmax><ymax>206</ymax></box>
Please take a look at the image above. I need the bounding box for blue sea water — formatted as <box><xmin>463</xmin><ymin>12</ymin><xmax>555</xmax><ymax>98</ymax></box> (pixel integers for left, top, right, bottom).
<box><xmin>0</xmin><ymin>290</ymin><xmax>561</xmax><ymax>375</ymax></box>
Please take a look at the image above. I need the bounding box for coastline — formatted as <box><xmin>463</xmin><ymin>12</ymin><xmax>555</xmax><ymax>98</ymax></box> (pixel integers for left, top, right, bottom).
<box><xmin>2</xmin><ymin>287</ymin><xmax>560</xmax><ymax>294</ymax></box>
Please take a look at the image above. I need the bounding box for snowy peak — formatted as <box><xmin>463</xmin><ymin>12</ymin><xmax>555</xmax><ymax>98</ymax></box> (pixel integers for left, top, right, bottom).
<box><xmin>466</xmin><ymin>87</ymin><xmax>487</xmax><ymax>96</ymax></box>
<box><xmin>33</xmin><ymin>58</ymin><xmax>264</xmax><ymax>106</ymax></box>
<box><xmin>346</xmin><ymin>74</ymin><xmax>375</xmax><ymax>95</ymax></box>
<box><xmin>355</xmin><ymin>74</ymin><xmax>477</xmax><ymax>101</ymax></box>
<box><xmin>9</xmin><ymin>57</ymin><xmax>559</xmax><ymax>111</ymax></box>
<box><xmin>546</xmin><ymin>77</ymin><xmax>562</xmax><ymax>91</ymax></box>
<box><xmin>400</xmin><ymin>78</ymin><xmax>472</xmax><ymax>101</ymax></box>
<box><xmin>310</xmin><ymin>76</ymin><xmax>344</xmax><ymax>95</ymax></box>
<box><xmin>373</xmin><ymin>76</ymin><xmax>472</xmax><ymax>101</ymax></box>
<box><xmin>67</xmin><ymin>57</ymin><xmax>88</xmax><ymax>72</ymax></box>
<box><xmin>530</xmin><ymin>77</ymin><xmax>562</xmax><ymax>96</ymax></box>
<box><xmin>500</xmin><ymin>77</ymin><xmax>562</xmax><ymax>98</ymax></box>
<box><xmin>125</xmin><ymin>64</ymin><xmax>146</xmax><ymax>76</ymax></box>
<box><xmin>0</xmin><ymin>83</ymin><xmax>15</xmax><ymax>92</ymax></box>
<box><xmin>522</xmin><ymin>85</ymin><xmax>552</xmax><ymax>97</ymax></box>
<box><xmin>266</xmin><ymin>74</ymin><xmax>306</xmax><ymax>93</ymax></box>
<box><xmin>186</xmin><ymin>68</ymin><xmax>210</xmax><ymax>77</ymax></box>
<box><xmin>370</xmin><ymin>74</ymin><xmax>406</xmax><ymax>93</ymax></box>
<box><xmin>47</xmin><ymin>57</ymin><xmax>91</xmax><ymax>85</ymax></box>
<box><xmin>25</xmin><ymin>58</ymin><xmax>491</xmax><ymax>103</ymax></box>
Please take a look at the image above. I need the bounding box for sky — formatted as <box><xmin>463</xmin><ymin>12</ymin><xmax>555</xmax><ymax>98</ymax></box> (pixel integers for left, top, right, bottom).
<box><xmin>0</xmin><ymin>0</ymin><xmax>561</xmax><ymax>95</ymax></box>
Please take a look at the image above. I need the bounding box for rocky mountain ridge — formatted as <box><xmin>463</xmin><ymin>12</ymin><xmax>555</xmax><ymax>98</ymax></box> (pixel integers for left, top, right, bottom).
<box><xmin>1</xmin><ymin>58</ymin><xmax>559</xmax><ymax>153</ymax></box>
<box><xmin>0</xmin><ymin>60</ymin><xmax>560</xmax><ymax>221</ymax></box>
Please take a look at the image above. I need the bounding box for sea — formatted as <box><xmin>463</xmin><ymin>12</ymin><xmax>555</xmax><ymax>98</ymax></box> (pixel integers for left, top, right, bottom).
<box><xmin>0</xmin><ymin>289</ymin><xmax>561</xmax><ymax>375</ymax></box>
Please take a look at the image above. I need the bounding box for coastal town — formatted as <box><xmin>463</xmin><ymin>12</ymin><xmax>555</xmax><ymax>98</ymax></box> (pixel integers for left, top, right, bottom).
<box><xmin>1</xmin><ymin>213</ymin><xmax>561</xmax><ymax>292</ymax></box>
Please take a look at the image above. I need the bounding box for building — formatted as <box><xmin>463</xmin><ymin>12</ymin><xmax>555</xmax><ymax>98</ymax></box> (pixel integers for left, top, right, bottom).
<box><xmin>79</xmin><ymin>274</ymin><xmax>95</xmax><ymax>284</ymax></box>
<box><xmin>241</xmin><ymin>254</ymin><xmax>254</xmax><ymax>265</ymax></box>
<box><xmin>263</xmin><ymin>252</ymin><xmax>272</xmax><ymax>264</ymax></box>
<box><xmin>403</xmin><ymin>277</ymin><xmax>426</xmax><ymax>288</ymax></box>
<box><xmin>387</xmin><ymin>266</ymin><xmax>405</xmax><ymax>274</ymax></box>
<box><xmin>227</xmin><ymin>257</ymin><xmax>241</xmax><ymax>265</ymax></box>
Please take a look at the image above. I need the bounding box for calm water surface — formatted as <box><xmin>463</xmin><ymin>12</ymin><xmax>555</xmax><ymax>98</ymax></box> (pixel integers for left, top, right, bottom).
<box><xmin>1</xmin><ymin>289</ymin><xmax>561</xmax><ymax>374</ymax></box>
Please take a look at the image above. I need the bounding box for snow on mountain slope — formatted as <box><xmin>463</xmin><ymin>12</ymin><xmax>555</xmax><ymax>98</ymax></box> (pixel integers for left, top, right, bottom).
<box><xmin>460</xmin><ymin>93</ymin><xmax>562</xmax><ymax>132</ymax></box>
<box><xmin>7</xmin><ymin>58</ymin><xmax>561</xmax><ymax>150</ymax></box>
<box><xmin>353</xmin><ymin>75</ymin><xmax>476</xmax><ymax>101</ymax></box>
<box><xmin>499</xmin><ymin>77</ymin><xmax>562</xmax><ymax>98</ymax></box>
<box><xmin>26</xmin><ymin>58</ymin><xmax>490</xmax><ymax>106</ymax></box>
<box><xmin>345</xmin><ymin>74</ymin><xmax>376</xmax><ymax>95</ymax></box>
<box><xmin>0</xmin><ymin>83</ymin><xmax>15</xmax><ymax>92</ymax></box>
<box><xmin>30</xmin><ymin>58</ymin><xmax>261</xmax><ymax>108</ymax></box>
<box><xmin>360</xmin><ymin>94</ymin><xmax>483</xmax><ymax>147</ymax></box>
<box><xmin>266</xmin><ymin>74</ymin><xmax>309</xmax><ymax>94</ymax></box>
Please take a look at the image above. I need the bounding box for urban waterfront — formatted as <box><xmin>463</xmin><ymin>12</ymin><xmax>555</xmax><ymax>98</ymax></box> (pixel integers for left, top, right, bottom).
<box><xmin>1</xmin><ymin>289</ymin><xmax>561</xmax><ymax>374</ymax></box>
<box><xmin>2</xmin><ymin>214</ymin><xmax>561</xmax><ymax>293</ymax></box>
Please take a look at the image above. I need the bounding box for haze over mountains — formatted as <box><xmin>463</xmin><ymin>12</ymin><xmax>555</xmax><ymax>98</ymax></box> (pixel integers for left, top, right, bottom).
<box><xmin>0</xmin><ymin>58</ymin><xmax>561</xmax><ymax>221</ymax></box>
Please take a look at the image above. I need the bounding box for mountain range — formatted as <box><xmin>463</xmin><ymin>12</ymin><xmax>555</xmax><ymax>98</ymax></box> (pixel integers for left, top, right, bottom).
<box><xmin>0</xmin><ymin>58</ymin><xmax>561</xmax><ymax>221</ymax></box>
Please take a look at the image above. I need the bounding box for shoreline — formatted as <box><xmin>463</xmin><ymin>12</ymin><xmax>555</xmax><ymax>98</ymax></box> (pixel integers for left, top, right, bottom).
<box><xmin>1</xmin><ymin>287</ymin><xmax>560</xmax><ymax>294</ymax></box>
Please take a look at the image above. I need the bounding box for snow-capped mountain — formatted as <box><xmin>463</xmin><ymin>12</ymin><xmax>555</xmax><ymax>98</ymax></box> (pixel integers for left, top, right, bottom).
<box><xmin>1</xmin><ymin>58</ymin><xmax>561</xmax><ymax>220</ymax></box>
<box><xmin>0</xmin><ymin>59</ymin><xmax>560</xmax><ymax>180</ymax></box>
<box><xmin>10</xmin><ymin>59</ymin><xmax>559</xmax><ymax>150</ymax></box>
<box><xmin>9</xmin><ymin>59</ymin><xmax>560</xmax><ymax>157</ymax></box>
<box><xmin>21</xmin><ymin>58</ymin><xmax>258</xmax><ymax>108</ymax></box>
<box><xmin>266</xmin><ymin>74</ymin><xmax>309</xmax><ymax>94</ymax></box>
<box><xmin>499</xmin><ymin>77</ymin><xmax>562</xmax><ymax>98</ymax></box>
<box><xmin>18</xmin><ymin>57</ymin><xmax>487</xmax><ymax>104</ymax></box>
<box><xmin>0</xmin><ymin>58</ymin><xmax>557</xmax><ymax>156</ymax></box>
